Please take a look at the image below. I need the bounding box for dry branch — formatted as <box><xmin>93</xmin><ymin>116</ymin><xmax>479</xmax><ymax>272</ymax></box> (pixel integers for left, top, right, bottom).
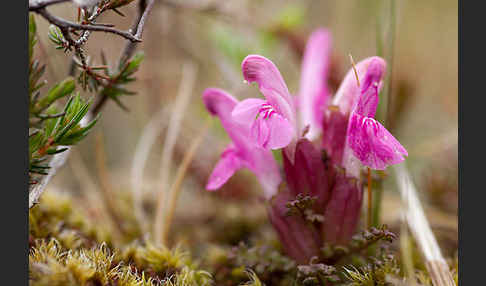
<box><xmin>29</xmin><ymin>0</ymin><xmax>155</xmax><ymax>208</ymax></box>
<box><xmin>34</xmin><ymin>8</ymin><xmax>141</xmax><ymax>42</ymax></box>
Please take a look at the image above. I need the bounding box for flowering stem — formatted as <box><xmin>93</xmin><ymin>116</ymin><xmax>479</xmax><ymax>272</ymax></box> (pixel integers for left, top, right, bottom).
<box><xmin>367</xmin><ymin>167</ymin><xmax>372</xmax><ymax>229</ymax></box>
<box><xmin>372</xmin><ymin>178</ymin><xmax>383</xmax><ymax>227</ymax></box>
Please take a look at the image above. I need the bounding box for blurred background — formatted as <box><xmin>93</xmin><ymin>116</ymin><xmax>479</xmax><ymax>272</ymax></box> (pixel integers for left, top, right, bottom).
<box><xmin>33</xmin><ymin>0</ymin><xmax>457</xmax><ymax>253</ymax></box>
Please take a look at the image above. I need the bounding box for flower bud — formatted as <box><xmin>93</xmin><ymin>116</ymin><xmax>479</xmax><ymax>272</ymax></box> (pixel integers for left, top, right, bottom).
<box><xmin>321</xmin><ymin>107</ymin><xmax>348</xmax><ymax>166</ymax></box>
<box><xmin>321</xmin><ymin>170</ymin><xmax>363</xmax><ymax>245</ymax></box>
<box><xmin>282</xmin><ymin>138</ymin><xmax>331</xmax><ymax>213</ymax></box>
<box><xmin>268</xmin><ymin>186</ymin><xmax>322</xmax><ymax>264</ymax></box>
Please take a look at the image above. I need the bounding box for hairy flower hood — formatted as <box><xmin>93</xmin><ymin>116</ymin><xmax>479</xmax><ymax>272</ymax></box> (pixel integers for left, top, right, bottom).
<box><xmin>232</xmin><ymin>55</ymin><xmax>299</xmax><ymax>162</ymax></box>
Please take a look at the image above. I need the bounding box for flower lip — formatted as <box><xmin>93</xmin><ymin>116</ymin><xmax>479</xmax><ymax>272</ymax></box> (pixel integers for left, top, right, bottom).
<box><xmin>258</xmin><ymin>103</ymin><xmax>277</xmax><ymax>119</ymax></box>
<box><xmin>346</xmin><ymin>113</ymin><xmax>408</xmax><ymax>171</ymax></box>
<box><xmin>249</xmin><ymin>108</ymin><xmax>293</xmax><ymax>150</ymax></box>
<box><xmin>361</xmin><ymin>117</ymin><xmax>377</xmax><ymax>129</ymax></box>
<box><xmin>232</xmin><ymin>99</ymin><xmax>283</xmax><ymax>125</ymax></box>
<box><xmin>202</xmin><ymin>88</ymin><xmax>282</xmax><ymax>198</ymax></box>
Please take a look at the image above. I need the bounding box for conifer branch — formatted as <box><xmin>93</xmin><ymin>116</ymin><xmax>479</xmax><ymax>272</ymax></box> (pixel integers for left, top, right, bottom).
<box><xmin>29</xmin><ymin>0</ymin><xmax>155</xmax><ymax>208</ymax></box>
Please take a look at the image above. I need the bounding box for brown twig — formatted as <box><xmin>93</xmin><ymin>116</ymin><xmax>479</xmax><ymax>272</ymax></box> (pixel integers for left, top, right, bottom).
<box><xmin>94</xmin><ymin>0</ymin><xmax>154</xmax><ymax>114</ymax></box>
<box><xmin>34</xmin><ymin>8</ymin><xmax>141</xmax><ymax>42</ymax></box>
<box><xmin>119</xmin><ymin>0</ymin><xmax>155</xmax><ymax>66</ymax></box>
<box><xmin>29</xmin><ymin>0</ymin><xmax>155</xmax><ymax>208</ymax></box>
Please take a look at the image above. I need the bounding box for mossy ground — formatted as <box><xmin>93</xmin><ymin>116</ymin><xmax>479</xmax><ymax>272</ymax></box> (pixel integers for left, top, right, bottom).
<box><xmin>29</xmin><ymin>190</ymin><xmax>457</xmax><ymax>285</ymax></box>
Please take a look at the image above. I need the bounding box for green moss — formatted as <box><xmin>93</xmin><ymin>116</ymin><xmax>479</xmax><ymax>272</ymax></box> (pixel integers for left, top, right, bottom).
<box><xmin>29</xmin><ymin>238</ymin><xmax>214</xmax><ymax>286</ymax></box>
<box><xmin>169</xmin><ymin>266</ymin><xmax>213</xmax><ymax>286</ymax></box>
<box><xmin>241</xmin><ymin>270</ymin><xmax>264</xmax><ymax>286</ymax></box>
<box><xmin>29</xmin><ymin>192</ymin><xmax>213</xmax><ymax>285</ymax></box>
<box><xmin>342</xmin><ymin>253</ymin><xmax>401</xmax><ymax>286</ymax></box>
<box><xmin>30</xmin><ymin>239</ymin><xmax>118</xmax><ymax>286</ymax></box>
<box><xmin>141</xmin><ymin>243</ymin><xmax>190</xmax><ymax>274</ymax></box>
<box><xmin>209</xmin><ymin>242</ymin><xmax>297</xmax><ymax>285</ymax></box>
<box><xmin>28</xmin><ymin>185</ymin><xmax>456</xmax><ymax>286</ymax></box>
<box><xmin>29</xmin><ymin>192</ymin><xmax>112</xmax><ymax>249</ymax></box>
<box><xmin>115</xmin><ymin>266</ymin><xmax>158</xmax><ymax>286</ymax></box>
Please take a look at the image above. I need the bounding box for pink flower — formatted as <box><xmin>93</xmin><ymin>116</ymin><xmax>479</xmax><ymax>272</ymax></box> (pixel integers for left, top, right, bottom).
<box><xmin>323</xmin><ymin>56</ymin><xmax>385</xmax><ymax>168</ymax></box>
<box><xmin>320</xmin><ymin>56</ymin><xmax>406</xmax><ymax>177</ymax></box>
<box><xmin>343</xmin><ymin>59</ymin><xmax>408</xmax><ymax>174</ymax></box>
<box><xmin>298</xmin><ymin>29</ymin><xmax>332</xmax><ymax>141</ymax></box>
<box><xmin>232</xmin><ymin>28</ymin><xmax>333</xmax><ymax>160</ymax></box>
<box><xmin>272</xmin><ymin>138</ymin><xmax>363</xmax><ymax>257</ymax></box>
<box><xmin>232</xmin><ymin>55</ymin><xmax>298</xmax><ymax>161</ymax></box>
<box><xmin>203</xmin><ymin>88</ymin><xmax>281</xmax><ymax>199</ymax></box>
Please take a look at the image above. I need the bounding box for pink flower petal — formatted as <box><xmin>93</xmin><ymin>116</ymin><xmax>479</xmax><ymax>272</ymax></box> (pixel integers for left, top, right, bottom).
<box><xmin>254</xmin><ymin>157</ymin><xmax>283</xmax><ymax>199</ymax></box>
<box><xmin>203</xmin><ymin>88</ymin><xmax>238</xmax><ymax>122</ymax></box>
<box><xmin>299</xmin><ymin>28</ymin><xmax>332</xmax><ymax>140</ymax></box>
<box><xmin>206</xmin><ymin>146</ymin><xmax>243</xmax><ymax>190</ymax></box>
<box><xmin>354</xmin><ymin>83</ymin><xmax>379</xmax><ymax>118</ymax></box>
<box><xmin>333</xmin><ymin>57</ymin><xmax>388</xmax><ymax>177</ymax></box>
<box><xmin>231</xmin><ymin>98</ymin><xmax>267</xmax><ymax>124</ymax></box>
<box><xmin>250</xmin><ymin>116</ymin><xmax>270</xmax><ymax>148</ymax></box>
<box><xmin>354</xmin><ymin>59</ymin><xmax>386</xmax><ymax>117</ymax></box>
<box><xmin>266</xmin><ymin>113</ymin><xmax>294</xmax><ymax>149</ymax></box>
<box><xmin>347</xmin><ymin>114</ymin><xmax>408</xmax><ymax>170</ymax></box>
<box><xmin>250</xmin><ymin>113</ymin><xmax>293</xmax><ymax>150</ymax></box>
<box><xmin>203</xmin><ymin>88</ymin><xmax>249</xmax><ymax>148</ymax></box>
<box><xmin>241</xmin><ymin>55</ymin><xmax>299</xmax><ymax>163</ymax></box>
<box><xmin>203</xmin><ymin>88</ymin><xmax>282</xmax><ymax>197</ymax></box>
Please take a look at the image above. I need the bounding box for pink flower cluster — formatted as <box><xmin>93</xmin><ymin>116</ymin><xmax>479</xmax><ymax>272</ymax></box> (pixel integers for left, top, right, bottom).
<box><xmin>202</xmin><ymin>28</ymin><xmax>407</xmax><ymax>263</ymax></box>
